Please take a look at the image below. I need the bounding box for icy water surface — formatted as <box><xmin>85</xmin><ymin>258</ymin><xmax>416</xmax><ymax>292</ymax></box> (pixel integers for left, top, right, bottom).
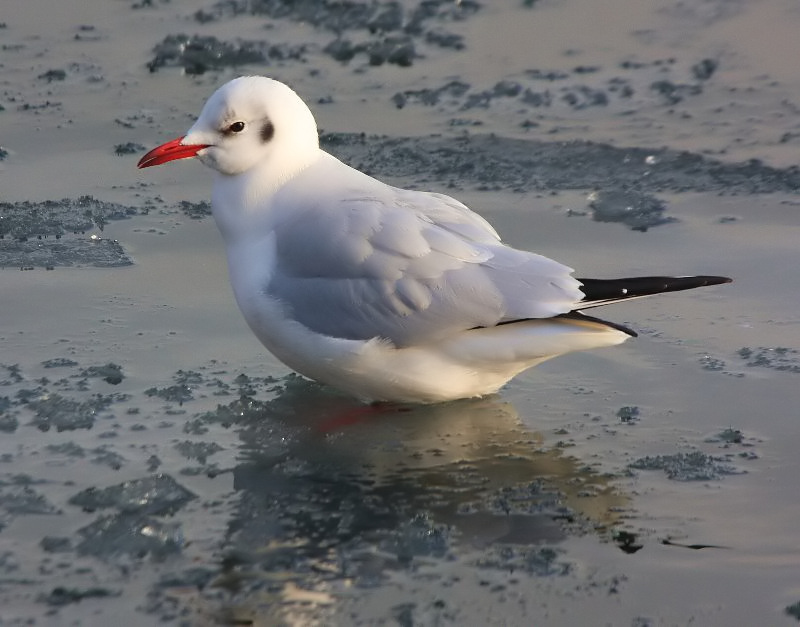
<box><xmin>1</xmin><ymin>0</ymin><xmax>800</xmax><ymax>625</ymax></box>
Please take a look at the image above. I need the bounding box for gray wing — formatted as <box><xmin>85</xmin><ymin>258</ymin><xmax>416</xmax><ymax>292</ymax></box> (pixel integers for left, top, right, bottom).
<box><xmin>267</xmin><ymin>186</ymin><xmax>582</xmax><ymax>346</ymax></box>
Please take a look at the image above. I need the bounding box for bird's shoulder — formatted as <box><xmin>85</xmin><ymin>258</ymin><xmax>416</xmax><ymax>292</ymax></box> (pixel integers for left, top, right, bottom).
<box><xmin>271</xmin><ymin>156</ymin><xmax>500</xmax><ymax>279</ymax></box>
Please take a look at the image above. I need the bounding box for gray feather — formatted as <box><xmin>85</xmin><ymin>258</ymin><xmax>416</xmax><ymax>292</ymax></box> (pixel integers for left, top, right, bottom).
<box><xmin>265</xmin><ymin>181</ymin><xmax>581</xmax><ymax>346</ymax></box>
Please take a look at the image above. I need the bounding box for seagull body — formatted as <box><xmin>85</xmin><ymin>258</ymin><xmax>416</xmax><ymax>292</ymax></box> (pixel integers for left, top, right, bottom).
<box><xmin>139</xmin><ymin>76</ymin><xmax>730</xmax><ymax>403</ymax></box>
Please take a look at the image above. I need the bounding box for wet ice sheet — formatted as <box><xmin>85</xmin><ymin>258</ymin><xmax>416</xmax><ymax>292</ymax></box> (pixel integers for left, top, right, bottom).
<box><xmin>0</xmin><ymin>359</ymin><xmax>631</xmax><ymax>624</ymax></box>
<box><xmin>2</xmin><ymin>0</ymin><xmax>800</xmax><ymax>624</ymax></box>
<box><xmin>1</xmin><ymin>193</ymin><xmax>797</xmax><ymax>625</ymax></box>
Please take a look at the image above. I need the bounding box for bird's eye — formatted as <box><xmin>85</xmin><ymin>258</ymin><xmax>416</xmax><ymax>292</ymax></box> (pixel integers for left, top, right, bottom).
<box><xmin>227</xmin><ymin>121</ymin><xmax>246</xmax><ymax>133</ymax></box>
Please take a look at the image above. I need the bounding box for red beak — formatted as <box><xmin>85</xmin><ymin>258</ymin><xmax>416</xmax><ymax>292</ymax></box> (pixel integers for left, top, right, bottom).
<box><xmin>137</xmin><ymin>137</ymin><xmax>210</xmax><ymax>169</ymax></box>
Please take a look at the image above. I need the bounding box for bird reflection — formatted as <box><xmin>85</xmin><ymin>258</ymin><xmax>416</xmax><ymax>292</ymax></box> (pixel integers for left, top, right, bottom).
<box><xmin>212</xmin><ymin>376</ymin><xmax>629</xmax><ymax>621</ymax></box>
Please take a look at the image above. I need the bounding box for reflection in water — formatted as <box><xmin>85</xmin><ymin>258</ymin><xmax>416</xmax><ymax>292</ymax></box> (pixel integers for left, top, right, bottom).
<box><xmin>213</xmin><ymin>376</ymin><xmax>629</xmax><ymax>622</ymax></box>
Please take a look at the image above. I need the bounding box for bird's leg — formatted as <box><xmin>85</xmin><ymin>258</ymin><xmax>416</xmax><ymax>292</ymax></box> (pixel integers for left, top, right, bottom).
<box><xmin>314</xmin><ymin>402</ymin><xmax>412</xmax><ymax>433</ymax></box>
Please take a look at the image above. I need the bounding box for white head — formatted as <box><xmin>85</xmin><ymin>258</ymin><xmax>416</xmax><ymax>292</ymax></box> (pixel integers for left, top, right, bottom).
<box><xmin>138</xmin><ymin>76</ymin><xmax>320</xmax><ymax>179</ymax></box>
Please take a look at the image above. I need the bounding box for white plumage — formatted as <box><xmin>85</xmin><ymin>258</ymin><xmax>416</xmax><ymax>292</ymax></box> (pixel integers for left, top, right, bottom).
<box><xmin>139</xmin><ymin>76</ymin><xmax>730</xmax><ymax>403</ymax></box>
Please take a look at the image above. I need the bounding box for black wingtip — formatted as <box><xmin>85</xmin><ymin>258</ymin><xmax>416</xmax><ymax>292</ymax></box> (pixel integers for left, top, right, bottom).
<box><xmin>684</xmin><ymin>275</ymin><xmax>733</xmax><ymax>287</ymax></box>
<box><xmin>703</xmin><ymin>276</ymin><xmax>733</xmax><ymax>286</ymax></box>
<box><xmin>576</xmin><ymin>275</ymin><xmax>732</xmax><ymax>305</ymax></box>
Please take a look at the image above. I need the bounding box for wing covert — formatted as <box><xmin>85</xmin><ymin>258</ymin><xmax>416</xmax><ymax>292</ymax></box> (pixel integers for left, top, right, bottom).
<box><xmin>266</xmin><ymin>189</ymin><xmax>581</xmax><ymax>345</ymax></box>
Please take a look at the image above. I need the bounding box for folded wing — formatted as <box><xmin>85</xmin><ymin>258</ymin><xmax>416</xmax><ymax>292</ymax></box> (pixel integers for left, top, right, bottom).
<box><xmin>267</xmin><ymin>187</ymin><xmax>583</xmax><ymax>346</ymax></box>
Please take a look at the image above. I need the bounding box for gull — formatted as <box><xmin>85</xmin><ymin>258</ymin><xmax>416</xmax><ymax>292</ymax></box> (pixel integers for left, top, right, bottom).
<box><xmin>138</xmin><ymin>76</ymin><xmax>730</xmax><ymax>404</ymax></box>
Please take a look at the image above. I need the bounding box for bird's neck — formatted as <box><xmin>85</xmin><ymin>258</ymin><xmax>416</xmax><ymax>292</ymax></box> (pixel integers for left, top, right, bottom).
<box><xmin>211</xmin><ymin>149</ymin><xmax>322</xmax><ymax>243</ymax></box>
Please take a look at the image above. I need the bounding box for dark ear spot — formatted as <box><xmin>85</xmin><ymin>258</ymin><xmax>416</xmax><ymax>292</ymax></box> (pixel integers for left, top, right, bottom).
<box><xmin>260</xmin><ymin>119</ymin><xmax>275</xmax><ymax>143</ymax></box>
